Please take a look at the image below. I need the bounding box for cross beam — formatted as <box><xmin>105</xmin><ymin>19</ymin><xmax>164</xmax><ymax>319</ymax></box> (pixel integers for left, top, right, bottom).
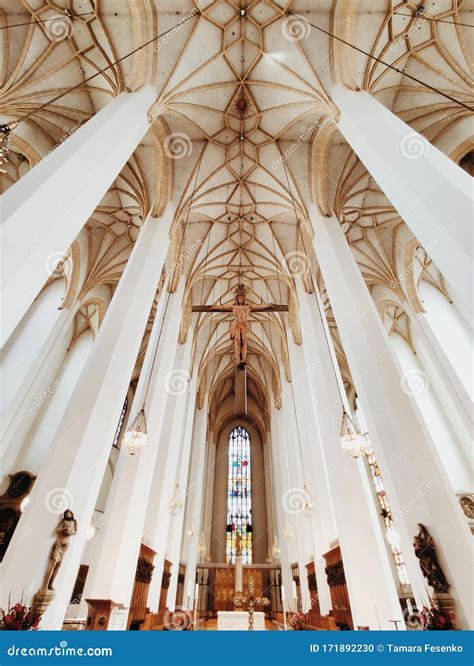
<box><xmin>191</xmin><ymin>304</ymin><xmax>288</xmax><ymax>312</ymax></box>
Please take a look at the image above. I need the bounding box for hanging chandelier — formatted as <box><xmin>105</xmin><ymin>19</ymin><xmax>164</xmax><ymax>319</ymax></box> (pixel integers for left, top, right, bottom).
<box><xmin>271</xmin><ymin>535</ymin><xmax>281</xmax><ymax>558</ymax></box>
<box><xmin>187</xmin><ymin>515</ymin><xmax>197</xmax><ymax>540</ymax></box>
<box><xmin>198</xmin><ymin>533</ymin><xmax>206</xmax><ymax>557</ymax></box>
<box><xmin>282</xmin><ymin>516</ymin><xmax>293</xmax><ymax>542</ymax></box>
<box><xmin>301</xmin><ymin>483</ymin><xmax>315</xmax><ymax>517</ymax></box>
<box><xmin>122</xmin><ymin>408</ymin><xmax>148</xmax><ymax>455</ymax></box>
<box><xmin>339</xmin><ymin>409</ymin><xmax>365</xmax><ymax>458</ymax></box>
<box><xmin>169</xmin><ymin>482</ymin><xmax>184</xmax><ymax>515</ymax></box>
<box><xmin>0</xmin><ymin>122</ymin><xmax>17</xmax><ymax>174</ymax></box>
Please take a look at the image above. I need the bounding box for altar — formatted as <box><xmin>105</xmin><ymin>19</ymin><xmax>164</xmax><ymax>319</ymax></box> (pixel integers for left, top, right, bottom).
<box><xmin>217</xmin><ymin>611</ymin><xmax>265</xmax><ymax>631</ymax></box>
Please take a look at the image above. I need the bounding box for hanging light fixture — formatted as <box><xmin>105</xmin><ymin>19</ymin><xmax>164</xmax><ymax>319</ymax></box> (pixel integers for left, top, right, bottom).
<box><xmin>122</xmin><ymin>408</ymin><xmax>148</xmax><ymax>455</ymax></box>
<box><xmin>0</xmin><ymin>121</ymin><xmax>17</xmax><ymax>174</ymax></box>
<box><xmin>272</xmin><ymin>535</ymin><xmax>281</xmax><ymax>558</ymax></box>
<box><xmin>301</xmin><ymin>483</ymin><xmax>315</xmax><ymax>517</ymax></box>
<box><xmin>187</xmin><ymin>515</ymin><xmax>197</xmax><ymax>540</ymax></box>
<box><xmin>168</xmin><ymin>482</ymin><xmax>184</xmax><ymax>515</ymax></box>
<box><xmin>340</xmin><ymin>409</ymin><xmax>365</xmax><ymax>459</ymax></box>
<box><xmin>198</xmin><ymin>533</ymin><xmax>206</xmax><ymax>557</ymax></box>
<box><xmin>282</xmin><ymin>516</ymin><xmax>293</xmax><ymax>542</ymax></box>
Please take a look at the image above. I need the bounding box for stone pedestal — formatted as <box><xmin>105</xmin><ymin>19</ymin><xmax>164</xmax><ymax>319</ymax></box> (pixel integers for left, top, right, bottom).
<box><xmin>235</xmin><ymin>555</ymin><xmax>243</xmax><ymax>594</ymax></box>
<box><xmin>32</xmin><ymin>588</ymin><xmax>55</xmax><ymax>617</ymax></box>
<box><xmin>432</xmin><ymin>593</ymin><xmax>456</xmax><ymax>617</ymax></box>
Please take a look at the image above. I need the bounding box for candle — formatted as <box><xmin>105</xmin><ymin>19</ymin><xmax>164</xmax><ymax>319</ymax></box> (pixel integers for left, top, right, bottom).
<box><xmin>281</xmin><ymin>584</ymin><xmax>285</xmax><ymax>601</ymax></box>
<box><xmin>195</xmin><ymin>582</ymin><xmax>199</xmax><ymax>599</ymax></box>
<box><xmin>292</xmin><ymin>580</ymin><xmax>298</xmax><ymax>600</ymax></box>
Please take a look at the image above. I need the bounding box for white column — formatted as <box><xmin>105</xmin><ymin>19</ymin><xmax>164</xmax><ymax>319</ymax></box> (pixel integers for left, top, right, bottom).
<box><xmin>313</xmin><ymin>212</ymin><xmax>473</xmax><ymax>629</ymax></box>
<box><xmin>285</xmin><ymin>334</ymin><xmax>336</xmax><ymax>617</ymax></box>
<box><xmin>166</xmin><ymin>378</ymin><xmax>198</xmax><ymax>609</ymax></box>
<box><xmin>12</xmin><ymin>330</ymin><xmax>94</xmax><ymax>476</ymax></box>
<box><xmin>269</xmin><ymin>407</ymin><xmax>295</xmax><ymax>612</ymax></box>
<box><xmin>143</xmin><ymin>332</ymin><xmax>193</xmax><ymax>612</ymax></box>
<box><xmin>182</xmin><ymin>401</ymin><xmax>208</xmax><ymax>611</ymax></box>
<box><xmin>1</xmin><ymin>290</ymin><xmax>76</xmax><ymax>477</ymax></box>
<box><xmin>1</xmin><ymin>86</ymin><xmax>156</xmax><ymax>346</ymax></box>
<box><xmin>0</xmin><ymin>212</ymin><xmax>170</xmax><ymax>629</ymax></box>
<box><xmin>332</xmin><ymin>85</ymin><xmax>473</xmax><ymax>313</ymax></box>
<box><xmin>200</xmin><ymin>440</ymin><xmax>216</xmax><ymax>562</ymax></box>
<box><xmin>80</xmin><ymin>273</ymin><xmax>180</xmax><ymax>626</ymax></box>
<box><xmin>290</xmin><ymin>289</ymin><xmax>403</xmax><ymax>629</ymax></box>
<box><xmin>279</xmin><ymin>386</ymin><xmax>312</xmax><ymax>612</ymax></box>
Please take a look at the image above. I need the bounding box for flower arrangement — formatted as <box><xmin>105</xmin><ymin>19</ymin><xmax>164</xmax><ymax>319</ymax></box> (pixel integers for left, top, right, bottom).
<box><xmin>418</xmin><ymin>606</ymin><xmax>456</xmax><ymax>631</ymax></box>
<box><xmin>163</xmin><ymin>609</ymin><xmax>194</xmax><ymax>631</ymax></box>
<box><xmin>289</xmin><ymin>610</ymin><xmax>307</xmax><ymax>631</ymax></box>
<box><xmin>1</xmin><ymin>603</ymin><xmax>40</xmax><ymax>631</ymax></box>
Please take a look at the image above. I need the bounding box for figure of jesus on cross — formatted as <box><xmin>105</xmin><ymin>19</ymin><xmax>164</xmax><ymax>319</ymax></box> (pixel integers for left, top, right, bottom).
<box><xmin>192</xmin><ymin>284</ymin><xmax>288</xmax><ymax>364</ymax></box>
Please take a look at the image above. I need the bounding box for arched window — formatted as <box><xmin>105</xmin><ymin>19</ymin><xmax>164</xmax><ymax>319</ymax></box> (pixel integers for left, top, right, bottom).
<box><xmin>226</xmin><ymin>426</ymin><xmax>252</xmax><ymax>564</ymax></box>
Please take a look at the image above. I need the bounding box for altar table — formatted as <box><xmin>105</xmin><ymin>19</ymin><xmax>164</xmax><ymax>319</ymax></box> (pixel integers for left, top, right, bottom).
<box><xmin>217</xmin><ymin>611</ymin><xmax>265</xmax><ymax>631</ymax></box>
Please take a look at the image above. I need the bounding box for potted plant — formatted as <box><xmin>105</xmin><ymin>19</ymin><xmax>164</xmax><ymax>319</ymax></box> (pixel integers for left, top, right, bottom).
<box><xmin>289</xmin><ymin>610</ymin><xmax>307</xmax><ymax>630</ymax></box>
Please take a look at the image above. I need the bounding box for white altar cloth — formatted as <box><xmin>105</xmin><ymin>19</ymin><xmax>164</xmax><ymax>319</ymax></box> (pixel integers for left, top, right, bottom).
<box><xmin>217</xmin><ymin>611</ymin><xmax>265</xmax><ymax>631</ymax></box>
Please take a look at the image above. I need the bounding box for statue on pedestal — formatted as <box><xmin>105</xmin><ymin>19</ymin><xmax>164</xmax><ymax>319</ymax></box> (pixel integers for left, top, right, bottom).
<box><xmin>42</xmin><ymin>510</ymin><xmax>77</xmax><ymax>591</ymax></box>
<box><xmin>234</xmin><ymin>533</ymin><xmax>243</xmax><ymax>598</ymax></box>
<box><xmin>413</xmin><ymin>523</ymin><xmax>449</xmax><ymax>593</ymax></box>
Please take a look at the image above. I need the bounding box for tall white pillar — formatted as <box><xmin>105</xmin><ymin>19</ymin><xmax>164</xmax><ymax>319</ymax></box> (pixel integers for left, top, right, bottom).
<box><xmin>143</xmin><ymin>330</ymin><xmax>193</xmax><ymax>612</ymax></box>
<box><xmin>200</xmin><ymin>440</ymin><xmax>217</xmax><ymax>563</ymax></box>
<box><xmin>332</xmin><ymin>85</ymin><xmax>473</xmax><ymax>313</ymax></box>
<box><xmin>279</xmin><ymin>386</ymin><xmax>312</xmax><ymax>612</ymax></box>
<box><xmin>166</xmin><ymin>378</ymin><xmax>199</xmax><ymax>610</ymax></box>
<box><xmin>1</xmin><ymin>87</ymin><xmax>156</xmax><ymax>346</ymax></box>
<box><xmin>313</xmin><ymin>212</ymin><xmax>473</xmax><ymax>629</ymax></box>
<box><xmin>0</xmin><ymin>212</ymin><xmax>170</xmax><ymax>629</ymax></box>
<box><xmin>182</xmin><ymin>400</ymin><xmax>208</xmax><ymax>611</ymax></box>
<box><xmin>292</xmin><ymin>283</ymin><xmax>404</xmax><ymax>629</ymax></box>
<box><xmin>1</xmin><ymin>293</ymin><xmax>76</xmax><ymax>477</ymax></box>
<box><xmin>80</xmin><ymin>272</ymin><xmax>182</xmax><ymax>627</ymax></box>
<box><xmin>269</xmin><ymin>407</ymin><xmax>296</xmax><ymax>612</ymax></box>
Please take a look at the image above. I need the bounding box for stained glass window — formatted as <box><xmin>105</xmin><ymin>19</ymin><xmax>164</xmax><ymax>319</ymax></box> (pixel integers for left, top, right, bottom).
<box><xmin>113</xmin><ymin>397</ymin><xmax>128</xmax><ymax>448</ymax></box>
<box><xmin>226</xmin><ymin>426</ymin><xmax>252</xmax><ymax>564</ymax></box>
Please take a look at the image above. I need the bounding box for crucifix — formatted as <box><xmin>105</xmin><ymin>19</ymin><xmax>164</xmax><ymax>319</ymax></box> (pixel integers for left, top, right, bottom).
<box><xmin>192</xmin><ymin>283</ymin><xmax>288</xmax><ymax>365</ymax></box>
<box><xmin>233</xmin><ymin>577</ymin><xmax>270</xmax><ymax>631</ymax></box>
<box><xmin>192</xmin><ymin>284</ymin><xmax>288</xmax><ymax>414</ymax></box>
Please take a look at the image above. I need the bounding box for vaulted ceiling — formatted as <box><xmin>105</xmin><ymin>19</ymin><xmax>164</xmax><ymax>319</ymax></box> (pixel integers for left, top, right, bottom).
<box><xmin>1</xmin><ymin>0</ymin><xmax>472</xmax><ymax>420</ymax></box>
